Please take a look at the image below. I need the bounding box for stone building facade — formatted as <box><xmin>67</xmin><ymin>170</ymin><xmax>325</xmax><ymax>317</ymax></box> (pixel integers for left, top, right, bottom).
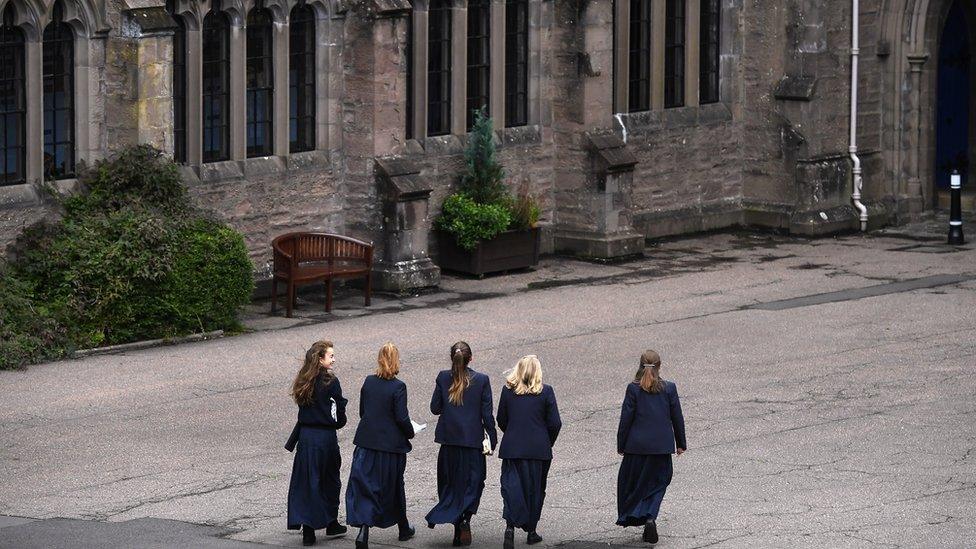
<box><xmin>0</xmin><ymin>0</ymin><xmax>973</xmax><ymax>288</ymax></box>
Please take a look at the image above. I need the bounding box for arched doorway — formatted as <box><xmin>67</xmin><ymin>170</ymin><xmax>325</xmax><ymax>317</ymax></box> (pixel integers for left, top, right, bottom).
<box><xmin>934</xmin><ymin>0</ymin><xmax>971</xmax><ymax>200</ymax></box>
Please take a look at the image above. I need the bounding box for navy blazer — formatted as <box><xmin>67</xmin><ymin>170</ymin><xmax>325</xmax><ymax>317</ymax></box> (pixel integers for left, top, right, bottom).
<box><xmin>617</xmin><ymin>380</ymin><xmax>687</xmax><ymax>455</ymax></box>
<box><xmin>353</xmin><ymin>375</ymin><xmax>415</xmax><ymax>454</ymax></box>
<box><xmin>430</xmin><ymin>369</ymin><xmax>498</xmax><ymax>450</ymax></box>
<box><xmin>285</xmin><ymin>373</ymin><xmax>348</xmax><ymax>452</ymax></box>
<box><xmin>496</xmin><ymin>384</ymin><xmax>561</xmax><ymax>460</ymax></box>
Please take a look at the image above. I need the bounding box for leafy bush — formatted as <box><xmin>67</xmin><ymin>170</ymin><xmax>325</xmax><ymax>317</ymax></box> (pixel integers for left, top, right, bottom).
<box><xmin>0</xmin><ymin>266</ymin><xmax>69</xmax><ymax>370</ymax></box>
<box><xmin>506</xmin><ymin>192</ymin><xmax>542</xmax><ymax>230</ymax></box>
<box><xmin>2</xmin><ymin>145</ymin><xmax>254</xmax><ymax>366</ymax></box>
<box><xmin>435</xmin><ymin>193</ymin><xmax>511</xmax><ymax>250</ymax></box>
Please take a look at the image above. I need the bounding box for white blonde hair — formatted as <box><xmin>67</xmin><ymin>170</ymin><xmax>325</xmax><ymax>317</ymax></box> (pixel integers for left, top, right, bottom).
<box><xmin>505</xmin><ymin>355</ymin><xmax>543</xmax><ymax>395</ymax></box>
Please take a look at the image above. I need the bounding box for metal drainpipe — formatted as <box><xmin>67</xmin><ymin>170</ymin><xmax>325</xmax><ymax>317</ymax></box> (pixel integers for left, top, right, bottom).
<box><xmin>850</xmin><ymin>0</ymin><xmax>868</xmax><ymax>231</ymax></box>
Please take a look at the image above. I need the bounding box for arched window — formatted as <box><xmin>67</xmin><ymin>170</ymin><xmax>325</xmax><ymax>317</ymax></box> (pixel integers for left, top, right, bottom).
<box><xmin>168</xmin><ymin>0</ymin><xmax>187</xmax><ymax>163</ymax></box>
<box><xmin>247</xmin><ymin>6</ymin><xmax>274</xmax><ymax>157</ymax></box>
<box><xmin>427</xmin><ymin>0</ymin><xmax>452</xmax><ymax>136</ymax></box>
<box><xmin>466</xmin><ymin>0</ymin><xmax>490</xmax><ymax>130</ymax></box>
<box><xmin>699</xmin><ymin>0</ymin><xmax>719</xmax><ymax>104</ymax></box>
<box><xmin>628</xmin><ymin>0</ymin><xmax>651</xmax><ymax>112</ymax></box>
<box><xmin>1</xmin><ymin>4</ymin><xmax>25</xmax><ymax>186</ymax></box>
<box><xmin>202</xmin><ymin>9</ymin><xmax>230</xmax><ymax>163</ymax></box>
<box><xmin>43</xmin><ymin>1</ymin><xmax>75</xmax><ymax>179</ymax></box>
<box><xmin>504</xmin><ymin>0</ymin><xmax>528</xmax><ymax>127</ymax></box>
<box><xmin>289</xmin><ymin>3</ymin><xmax>315</xmax><ymax>153</ymax></box>
<box><xmin>664</xmin><ymin>0</ymin><xmax>685</xmax><ymax>108</ymax></box>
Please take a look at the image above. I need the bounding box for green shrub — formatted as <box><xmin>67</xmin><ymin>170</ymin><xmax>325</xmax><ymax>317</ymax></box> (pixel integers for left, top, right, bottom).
<box><xmin>3</xmin><ymin>145</ymin><xmax>254</xmax><ymax>366</ymax></box>
<box><xmin>0</xmin><ymin>266</ymin><xmax>69</xmax><ymax>370</ymax></box>
<box><xmin>459</xmin><ymin>108</ymin><xmax>508</xmax><ymax>206</ymax></box>
<box><xmin>435</xmin><ymin>193</ymin><xmax>511</xmax><ymax>250</ymax></box>
<box><xmin>506</xmin><ymin>192</ymin><xmax>542</xmax><ymax>230</ymax></box>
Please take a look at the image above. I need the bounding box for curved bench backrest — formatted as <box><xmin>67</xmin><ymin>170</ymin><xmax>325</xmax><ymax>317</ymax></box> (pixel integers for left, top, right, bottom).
<box><xmin>273</xmin><ymin>232</ymin><xmax>372</xmax><ymax>265</ymax></box>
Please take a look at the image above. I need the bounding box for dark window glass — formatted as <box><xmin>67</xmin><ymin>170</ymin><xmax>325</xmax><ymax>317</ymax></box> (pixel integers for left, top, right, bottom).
<box><xmin>699</xmin><ymin>0</ymin><xmax>720</xmax><ymax>104</ymax></box>
<box><xmin>628</xmin><ymin>0</ymin><xmax>651</xmax><ymax>112</ymax></box>
<box><xmin>43</xmin><ymin>1</ymin><xmax>75</xmax><ymax>180</ymax></box>
<box><xmin>664</xmin><ymin>0</ymin><xmax>685</xmax><ymax>108</ymax></box>
<box><xmin>427</xmin><ymin>0</ymin><xmax>452</xmax><ymax>136</ymax></box>
<box><xmin>406</xmin><ymin>11</ymin><xmax>414</xmax><ymax>139</ymax></box>
<box><xmin>466</xmin><ymin>0</ymin><xmax>490</xmax><ymax>130</ymax></box>
<box><xmin>202</xmin><ymin>10</ymin><xmax>230</xmax><ymax>162</ymax></box>
<box><xmin>168</xmin><ymin>0</ymin><xmax>187</xmax><ymax>163</ymax></box>
<box><xmin>289</xmin><ymin>3</ymin><xmax>315</xmax><ymax>152</ymax></box>
<box><xmin>505</xmin><ymin>0</ymin><xmax>528</xmax><ymax>127</ymax></box>
<box><xmin>0</xmin><ymin>5</ymin><xmax>25</xmax><ymax>186</ymax></box>
<box><xmin>247</xmin><ymin>7</ymin><xmax>274</xmax><ymax>157</ymax></box>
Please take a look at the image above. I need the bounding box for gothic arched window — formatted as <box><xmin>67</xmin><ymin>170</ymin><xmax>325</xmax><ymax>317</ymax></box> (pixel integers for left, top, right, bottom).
<box><xmin>43</xmin><ymin>1</ymin><xmax>75</xmax><ymax>179</ymax></box>
<box><xmin>168</xmin><ymin>0</ymin><xmax>187</xmax><ymax>162</ymax></box>
<box><xmin>466</xmin><ymin>0</ymin><xmax>490</xmax><ymax>130</ymax></box>
<box><xmin>505</xmin><ymin>0</ymin><xmax>528</xmax><ymax>127</ymax></box>
<box><xmin>289</xmin><ymin>3</ymin><xmax>315</xmax><ymax>153</ymax></box>
<box><xmin>202</xmin><ymin>9</ymin><xmax>230</xmax><ymax>162</ymax></box>
<box><xmin>1</xmin><ymin>4</ymin><xmax>25</xmax><ymax>185</ymax></box>
<box><xmin>247</xmin><ymin>6</ymin><xmax>274</xmax><ymax>157</ymax></box>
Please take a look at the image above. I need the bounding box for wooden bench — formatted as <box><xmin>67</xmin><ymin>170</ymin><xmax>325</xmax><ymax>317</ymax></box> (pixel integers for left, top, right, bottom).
<box><xmin>271</xmin><ymin>232</ymin><xmax>373</xmax><ymax>317</ymax></box>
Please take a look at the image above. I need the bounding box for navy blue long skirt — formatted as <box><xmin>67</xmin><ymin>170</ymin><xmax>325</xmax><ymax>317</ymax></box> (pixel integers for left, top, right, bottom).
<box><xmin>425</xmin><ymin>445</ymin><xmax>487</xmax><ymax>527</ymax></box>
<box><xmin>500</xmin><ymin>458</ymin><xmax>551</xmax><ymax>532</ymax></box>
<box><xmin>345</xmin><ymin>446</ymin><xmax>407</xmax><ymax>528</ymax></box>
<box><xmin>287</xmin><ymin>427</ymin><xmax>341</xmax><ymax>530</ymax></box>
<box><xmin>616</xmin><ymin>453</ymin><xmax>673</xmax><ymax>526</ymax></box>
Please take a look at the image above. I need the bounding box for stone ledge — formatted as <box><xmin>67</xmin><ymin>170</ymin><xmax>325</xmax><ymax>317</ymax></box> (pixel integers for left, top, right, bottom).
<box><xmin>617</xmin><ymin>102</ymin><xmax>734</xmax><ymax>135</ymax></box>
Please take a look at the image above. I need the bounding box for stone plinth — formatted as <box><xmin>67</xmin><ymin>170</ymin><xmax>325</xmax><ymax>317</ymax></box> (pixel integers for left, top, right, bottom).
<box><xmin>372</xmin><ymin>157</ymin><xmax>440</xmax><ymax>293</ymax></box>
<box><xmin>554</xmin><ymin>134</ymin><xmax>644</xmax><ymax>260</ymax></box>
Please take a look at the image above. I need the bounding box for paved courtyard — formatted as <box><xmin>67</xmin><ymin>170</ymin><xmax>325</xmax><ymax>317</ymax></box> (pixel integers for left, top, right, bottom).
<box><xmin>1</xmin><ymin>221</ymin><xmax>975</xmax><ymax>548</ymax></box>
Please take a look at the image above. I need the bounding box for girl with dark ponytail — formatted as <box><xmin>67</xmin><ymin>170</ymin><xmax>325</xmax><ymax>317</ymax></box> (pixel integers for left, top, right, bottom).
<box><xmin>616</xmin><ymin>350</ymin><xmax>687</xmax><ymax>544</ymax></box>
<box><xmin>425</xmin><ymin>341</ymin><xmax>498</xmax><ymax>546</ymax></box>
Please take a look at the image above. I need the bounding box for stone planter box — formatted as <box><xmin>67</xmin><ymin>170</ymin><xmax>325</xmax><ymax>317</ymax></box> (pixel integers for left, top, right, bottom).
<box><xmin>437</xmin><ymin>227</ymin><xmax>541</xmax><ymax>276</ymax></box>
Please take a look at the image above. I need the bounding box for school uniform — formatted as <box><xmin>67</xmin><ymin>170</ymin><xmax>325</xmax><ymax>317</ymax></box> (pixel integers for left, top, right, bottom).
<box><xmin>615</xmin><ymin>380</ymin><xmax>687</xmax><ymax>527</ymax></box>
<box><xmin>425</xmin><ymin>369</ymin><xmax>499</xmax><ymax>527</ymax></box>
<box><xmin>345</xmin><ymin>375</ymin><xmax>415</xmax><ymax>529</ymax></box>
<box><xmin>496</xmin><ymin>384</ymin><xmax>561</xmax><ymax>533</ymax></box>
<box><xmin>286</xmin><ymin>373</ymin><xmax>348</xmax><ymax>531</ymax></box>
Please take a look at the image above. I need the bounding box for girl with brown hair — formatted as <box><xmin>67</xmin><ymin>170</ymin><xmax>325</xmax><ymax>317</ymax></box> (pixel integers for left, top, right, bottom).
<box><xmin>616</xmin><ymin>350</ymin><xmax>687</xmax><ymax>544</ymax></box>
<box><xmin>345</xmin><ymin>342</ymin><xmax>417</xmax><ymax>549</ymax></box>
<box><xmin>286</xmin><ymin>340</ymin><xmax>349</xmax><ymax>546</ymax></box>
<box><xmin>425</xmin><ymin>341</ymin><xmax>498</xmax><ymax>546</ymax></box>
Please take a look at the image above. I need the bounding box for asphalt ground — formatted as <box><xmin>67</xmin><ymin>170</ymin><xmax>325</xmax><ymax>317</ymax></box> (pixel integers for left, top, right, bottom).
<box><xmin>1</xmin><ymin>222</ymin><xmax>974</xmax><ymax>548</ymax></box>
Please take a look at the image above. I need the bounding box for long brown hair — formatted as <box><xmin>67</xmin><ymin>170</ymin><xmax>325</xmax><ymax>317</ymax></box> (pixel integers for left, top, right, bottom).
<box><xmin>448</xmin><ymin>341</ymin><xmax>472</xmax><ymax>405</ymax></box>
<box><xmin>636</xmin><ymin>350</ymin><xmax>664</xmax><ymax>394</ymax></box>
<box><xmin>292</xmin><ymin>340</ymin><xmax>335</xmax><ymax>406</ymax></box>
<box><xmin>376</xmin><ymin>342</ymin><xmax>400</xmax><ymax>379</ymax></box>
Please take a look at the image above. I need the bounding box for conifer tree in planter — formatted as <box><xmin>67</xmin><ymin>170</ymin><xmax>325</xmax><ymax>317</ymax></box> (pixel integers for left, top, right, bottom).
<box><xmin>435</xmin><ymin>108</ymin><xmax>541</xmax><ymax>276</ymax></box>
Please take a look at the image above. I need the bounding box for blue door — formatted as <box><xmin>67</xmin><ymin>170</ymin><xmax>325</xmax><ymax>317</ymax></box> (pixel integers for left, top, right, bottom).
<box><xmin>935</xmin><ymin>1</ymin><xmax>971</xmax><ymax>190</ymax></box>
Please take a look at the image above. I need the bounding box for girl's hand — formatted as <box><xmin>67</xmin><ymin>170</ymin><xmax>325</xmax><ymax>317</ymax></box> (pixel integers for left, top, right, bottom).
<box><xmin>676</xmin><ymin>448</ymin><xmax>685</xmax><ymax>456</ymax></box>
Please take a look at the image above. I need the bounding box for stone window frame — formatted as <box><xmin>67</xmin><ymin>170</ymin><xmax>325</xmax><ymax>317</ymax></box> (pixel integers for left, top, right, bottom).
<box><xmin>0</xmin><ymin>0</ymin><xmax>105</xmax><ymax>196</ymax></box>
<box><xmin>613</xmin><ymin>0</ymin><xmax>703</xmax><ymax>113</ymax></box>
<box><xmin>408</xmin><ymin>0</ymin><xmax>543</xmax><ymax>141</ymax></box>
<box><xmin>168</xmin><ymin>0</ymin><xmax>341</xmax><ymax>171</ymax></box>
<box><xmin>1</xmin><ymin>3</ymin><xmax>26</xmax><ymax>186</ymax></box>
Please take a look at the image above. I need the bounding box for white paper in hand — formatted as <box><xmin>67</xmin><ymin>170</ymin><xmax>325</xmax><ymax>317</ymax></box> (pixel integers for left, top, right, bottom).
<box><xmin>330</xmin><ymin>398</ymin><xmax>337</xmax><ymax>422</ymax></box>
<box><xmin>411</xmin><ymin>420</ymin><xmax>427</xmax><ymax>434</ymax></box>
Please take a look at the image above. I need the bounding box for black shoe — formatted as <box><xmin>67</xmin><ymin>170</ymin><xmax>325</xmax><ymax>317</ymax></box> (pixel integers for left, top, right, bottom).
<box><xmin>324</xmin><ymin>521</ymin><xmax>347</xmax><ymax>538</ymax></box>
<box><xmin>643</xmin><ymin>520</ymin><xmax>658</xmax><ymax>544</ymax></box>
<box><xmin>503</xmin><ymin>526</ymin><xmax>515</xmax><ymax>549</ymax></box>
<box><xmin>302</xmin><ymin>525</ymin><xmax>316</xmax><ymax>546</ymax></box>
<box><xmin>355</xmin><ymin>526</ymin><xmax>368</xmax><ymax>549</ymax></box>
<box><xmin>452</xmin><ymin>523</ymin><xmax>462</xmax><ymax>547</ymax></box>
<box><xmin>398</xmin><ymin>525</ymin><xmax>416</xmax><ymax>541</ymax></box>
<box><xmin>458</xmin><ymin>517</ymin><xmax>472</xmax><ymax>546</ymax></box>
<box><xmin>526</xmin><ymin>531</ymin><xmax>543</xmax><ymax>545</ymax></box>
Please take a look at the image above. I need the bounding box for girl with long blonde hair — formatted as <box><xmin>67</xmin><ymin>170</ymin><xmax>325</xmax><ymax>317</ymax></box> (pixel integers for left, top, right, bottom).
<box><xmin>345</xmin><ymin>343</ymin><xmax>417</xmax><ymax>549</ymax></box>
<box><xmin>286</xmin><ymin>340</ymin><xmax>349</xmax><ymax>546</ymax></box>
<box><xmin>615</xmin><ymin>350</ymin><xmax>687</xmax><ymax>544</ymax></box>
<box><xmin>496</xmin><ymin>355</ymin><xmax>562</xmax><ymax>548</ymax></box>
<box><xmin>425</xmin><ymin>341</ymin><xmax>498</xmax><ymax>545</ymax></box>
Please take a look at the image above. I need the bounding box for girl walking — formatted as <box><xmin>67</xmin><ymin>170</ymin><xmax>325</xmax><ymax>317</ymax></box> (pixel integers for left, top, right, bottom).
<box><xmin>425</xmin><ymin>341</ymin><xmax>498</xmax><ymax>546</ymax></box>
<box><xmin>345</xmin><ymin>342</ymin><xmax>417</xmax><ymax>549</ymax></box>
<box><xmin>616</xmin><ymin>350</ymin><xmax>687</xmax><ymax>544</ymax></box>
<box><xmin>286</xmin><ymin>340</ymin><xmax>349</xmax><ymax>546</ymax></box>
<box><xmin>496</xmin><ymin>355</ymin><xmax>561</xmax><ymax>549</ymax></box>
